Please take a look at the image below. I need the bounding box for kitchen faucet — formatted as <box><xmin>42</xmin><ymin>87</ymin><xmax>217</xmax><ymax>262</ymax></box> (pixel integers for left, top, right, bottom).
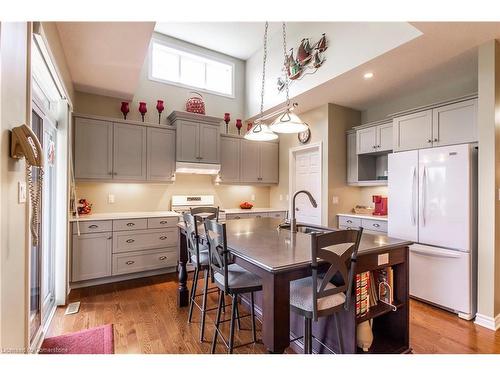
<box><xmin>290</xmin><ymin>190</ymin><xmax>318</xmax><ymax>233</ymax></box>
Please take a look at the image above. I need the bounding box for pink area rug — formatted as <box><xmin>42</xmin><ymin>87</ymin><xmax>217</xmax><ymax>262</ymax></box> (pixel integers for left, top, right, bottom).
<box><xmin>40</xmin><ymin>324</ymin><xmax>114</xmax><ymax>354</ymax></box>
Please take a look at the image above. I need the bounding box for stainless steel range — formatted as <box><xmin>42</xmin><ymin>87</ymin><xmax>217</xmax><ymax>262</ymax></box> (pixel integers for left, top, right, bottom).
<box><xmin>171</xmin><ymin>195</ymin><xmax>225</xmax><ymax>221</ymax></box>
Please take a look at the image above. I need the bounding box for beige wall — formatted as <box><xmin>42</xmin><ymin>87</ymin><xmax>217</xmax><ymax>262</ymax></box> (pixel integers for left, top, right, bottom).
<box><xmin>76</xmin><ymin>175</ymin><xmax>270</xmax><ymax>213</ymax></box>
<box><xmin>73</xmin><ymin>32</ymin><xmax>265</xmax><ymax>212</ymax></box>
<box><xmin>477</xmin><ymin>40</ymin><xmax>500</xmax><ymax>320</ymax></box>
<box><xmin>1</xmin><ymin>22</ymin><xmax>29</xmax><ymax>351</ymax></box>
<box><xmin>269</xmin><ymin>103</ymin><xmax>378</xmax><ymax>227</ymax></box>
<box><xmin>74</xmin><ymin>32</ymin><xmax>245</xmax><ymax>133</ymax></box>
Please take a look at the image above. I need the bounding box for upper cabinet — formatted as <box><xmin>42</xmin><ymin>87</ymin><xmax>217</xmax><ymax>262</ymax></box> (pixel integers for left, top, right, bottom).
<box><xmin>220</xmin><ymin>135</ymin><xmax>241</xmax><ymax>183</ymax></box>
<box><xmin>147</xmin><ymin>127</ymin><xmax>176</xmax><ymax>182</ymax></box>
<box><xmin>219</xmin><ymin>134</ymin><xmax>279</xmax><ymax>185</ymax></box>
<box><xmin>113</xmin><ymin>123</ymin><xmax>147</xmax><ymax>181</ymax></box>
<box><xmin>392</xmin><ymin>98</ymin><xmax>477</xmax><ymax>152</ymax></box>
<box><xmin>74</xmin><ymin>114</ymin><xmax>175</xmax><ymax>182</ymax></box>
<box><xmin>74</xmin><ymin>117</ymin><xmax>113</xmax><ymax>180</ymax></box>
<box><xmin>356</xmin><ymin>121</ymin><xmax>393</xmax><ymax>154</ymax></box>
<box><xmin>168</xmin><ymin>111</ymin><xmax>221</xmax><ymax>164</ymax></box>
<box><xmin>431</xmin><ymin>99</ymin><xmax>478</xmax><ymax>147</ymax></box>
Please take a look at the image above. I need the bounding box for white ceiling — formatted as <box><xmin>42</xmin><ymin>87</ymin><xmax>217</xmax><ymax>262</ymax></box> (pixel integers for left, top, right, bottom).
<box><xmin>154</xmin><ymin>22</ymin><xmax>281</xmax><ymax>60</ymax></box>
<box><xmin>56</xmin><ymin>22</ymin><xmax>155</xmax><ymax>100</ymax></box>
<box><xmin>248</xmin><ymin>22</ymin><xmax>500</xmax><ymax>121</ymax></box>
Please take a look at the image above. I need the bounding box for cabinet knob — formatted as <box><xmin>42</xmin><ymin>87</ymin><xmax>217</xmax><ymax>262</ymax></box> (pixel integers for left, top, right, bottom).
<box><xmin>373</xmin><ymin>223</ymin><xmax>380</xmax><ymax>228</ymax></box>
<box><xmin>88</xmin><ymin>225</ymin><xmax>98</xmax><ymax>229</ymax></box>
<box><xmin>256</xmin><ymin>215</ymin><xmax>262</xmax><ymax>218</ymax></box>
<box><xmin>126</xmin><ymin>222</ymin><xmax>135</xmax><ymax>227</ymax></box>
<box><xmin>427</xmin><ymin>139</ymin><xmax>432</xmax><ymax>143</ymax></box>
<box><xmin>159</xmin><ymin>256</ymin><xmax>167</xmax><ymax>261</ymax></box>
<box><xmin>159</xmin><ymin>220</ymin><xmax>168</xmax><ymax>224</ymax></box>
<box><xmin>126</xmin><ymin>239</ymin><xmax>135</xmax><ymax>243</ymax></box>
<box><xmin>434</xmin><ymin>138</ymin><xmax>438</xmax><ymax>142</ymax></box>
<box><xmin>125</xmin><ymin>261</ymin><xmax>135</xmax><ymax>265</ymax></box>
<box><xmin>346</xmin><ymin>220</ymin><xmax>353</xmax><ymax>224</ymax></box>
<box><xmin>108</xmin><ymin>236</ymin><xmax>112</xmax><ymax>240</ymax></box>
<box><xmin>159</xmin><ymin>236</ymin><xmax>167</xmax><ymax>240</ymax></box>
<box><xmin>235</xmin><ymin>216</ymin><xmax>241</xmax><ymax>219</ymax></box>
<box><xmin>373</xmin><ymin>145</ymin><xmax>377</xmax><ymax>149</ymax></box>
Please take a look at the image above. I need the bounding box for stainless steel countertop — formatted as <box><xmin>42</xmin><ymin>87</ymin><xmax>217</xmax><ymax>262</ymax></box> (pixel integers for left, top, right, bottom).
<box><xmin>179</xmin><ymin>218</ymin><xmax>412</xmax><ymax>273</ymax></box>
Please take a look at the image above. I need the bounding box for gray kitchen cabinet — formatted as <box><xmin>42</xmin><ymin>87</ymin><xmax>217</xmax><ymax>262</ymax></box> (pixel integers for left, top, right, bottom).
<box><xmin>199</xmin><ymin>123</ymin><xmax>220</xmax><ymax>163</ymax></box>
<box><xmin>357</xmin><ymin>127</ymin><xmax>377</xmax><ymax>154</ymax></box>
<box><xmin>176</xmin><ymin>120</ymin><xmax>200</xmax><ymax>163</ymax></box>
<box><xmin>74</xmin><ymin>117</ymin><xmax>113</xmax><ymax>180</ymax></box>
<box><xmin>113</xmin><ymin>123</ymin><xmax>147</xmax><ymax>181</ymax></box>
<box><xmin>392</xmin><ymin>110</ymin><xmax>433</xmax><ymax>152</ymax></box>
<box><xmin>357</xmin><ymin>122</ymin><xmax>393</xmax><ymax>154</ymax></box>
<box><xmin>168</xmin><ymin>111</ymin><xmax>222</xmax><ymax>164</ymax></box>
<box><xmin>220</xmin><ymin>135</ymin><xmax>241</xmax><ymax>183</ymax></box>
<box><xmin>259</xmin><ymin>142</ymin><xmax>279</xmax><ymax>183</ymax></box>
<box><xmin>240</xmin><ymin>140</ymin><xmax>261</xmax><ymax>183</ymax></box>
<box><xmin>377</xmin><ymin>122</ymin><xmax>393</xmax><ymax>152</ymax></box>
<box><xmin>72</xmin><ymin>232</ymin><xmax>112</xmax><ymax>282</ymax></box>
<box><xmin>147</xmin><ymin>127</ymin><xmax>175</xmax><ymax>181</ymax></box>
<box><xmin>432</xmin><ymin>98</ymin><xmax>477</xmax><ymax>147</ymax></box>
<box><xmin>347</xmin><ymin>132</ymin><xmax>358</xmax><ymax>184</ymax></box>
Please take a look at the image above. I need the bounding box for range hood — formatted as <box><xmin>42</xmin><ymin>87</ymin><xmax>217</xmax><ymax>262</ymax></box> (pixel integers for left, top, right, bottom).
<box><xmin>175</xmin><ymin>162</ymin><xmax>221</xmax><ymax>175</ymax></box>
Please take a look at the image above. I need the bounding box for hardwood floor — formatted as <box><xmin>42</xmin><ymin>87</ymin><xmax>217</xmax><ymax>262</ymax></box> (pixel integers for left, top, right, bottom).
<box><xmin>46</xmin><ymin>273</ymin><xmax>500</xmax><ymax>354</ymax></box>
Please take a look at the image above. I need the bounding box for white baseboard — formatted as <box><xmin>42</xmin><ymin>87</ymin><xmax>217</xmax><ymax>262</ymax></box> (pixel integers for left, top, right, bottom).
<box><xmin>474</xmin><ymin>313</ymin><xmax>500</xmax><ymax>331</ymax></box>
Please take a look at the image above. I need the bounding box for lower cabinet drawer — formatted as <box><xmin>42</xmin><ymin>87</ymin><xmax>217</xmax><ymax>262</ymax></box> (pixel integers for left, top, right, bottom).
<box><xmin>113</xmin><ymin>228</ymin><xmax>177</xmax><ymax>253</ymax></box>
<box><xmin>112</xmin><ymin>248</ymin><xmax>177</xmax><ymax>275</ymax></box>
<box><xmin>226</xmin><ymin>213</ymin><xmax>247</xmax><ymax>220</ymax></box>
<box><xmin>246</xmin><ymin>212</ymin><xmax>268</xmax><ymax>218</ymax></box>
<box><xmin>147</xmin><ymin>217</ymin><xmax>178</xmax><ymax>229</ymax></box>
<box><xmin>267</xmin><ymin>211</ymin><xmax>286</xmax><ymax>219</ymax></box>
<box><xmin>73</xmin><ymin>220</ymin><xmax>112</xmax><ymax>234</ymax></box>
<box><xmin>338</xmin><ymin>216</ymin><xmax>362</xmax><ymax>228</ymax></box>
<box><xmin>113</xmin><ymin>218</ymin><xmax>147</xmax><ymax>231</ymax></box>
<box><xmin>361</xmin><ymin>218</ymin><xmax>388</xmax><ymax>233</ymax></box>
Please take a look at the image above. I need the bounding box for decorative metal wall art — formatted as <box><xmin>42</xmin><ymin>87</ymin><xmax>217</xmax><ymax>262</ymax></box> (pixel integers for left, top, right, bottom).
<box><xmin>277</xmin><ymin>33</ymin><xmax>327</xmax><ymax>92</ymax></box>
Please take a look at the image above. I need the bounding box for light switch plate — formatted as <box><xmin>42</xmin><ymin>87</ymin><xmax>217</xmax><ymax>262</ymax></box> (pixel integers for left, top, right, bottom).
<box><xmin>378</xmin><ymin>253</ymin><xmax>389</xmax><ymax>266</ymax></box>
<box><xmin>108</xmin><ymin>194</ymin><xmax>115</xmax><ymax>204</ymax></box>
<box><xmin>18</xmin><ymin>181</ymin><xmax>26</xmax><ymax>203</ymax></box>
<box><xmin>251</xmin><ymin>194</ymin><xmax>255</xmax><ymax>201</ymax></box>
<box><xmin>332</xmin><ymin>196</ymin><xmax>339</xmax><ymax>204</ymax></box>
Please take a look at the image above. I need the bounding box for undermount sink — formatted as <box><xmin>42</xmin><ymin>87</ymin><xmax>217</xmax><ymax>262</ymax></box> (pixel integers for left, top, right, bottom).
<box><xmin>279</xmin><ymin>223</ymin><xmax>332</xmax><ymax>235</ymax></box>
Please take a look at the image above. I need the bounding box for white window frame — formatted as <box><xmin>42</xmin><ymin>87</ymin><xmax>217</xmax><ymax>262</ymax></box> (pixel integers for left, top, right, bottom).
<box><xmin>148</xmin><ymin>38</ymin><xmax>236</xmax><ymax>99</ymax></box>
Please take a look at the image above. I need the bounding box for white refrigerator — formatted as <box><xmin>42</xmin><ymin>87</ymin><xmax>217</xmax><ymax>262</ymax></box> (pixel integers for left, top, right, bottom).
<box><xmin>388</xmin><ymin>143</ymin><xmax>477</xmax><ymax>320</ymax></box>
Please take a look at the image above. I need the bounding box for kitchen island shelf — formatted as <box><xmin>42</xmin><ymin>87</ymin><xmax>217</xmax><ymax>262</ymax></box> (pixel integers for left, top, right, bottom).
<box><xmin>356</xmin><ymin>300</ymin><xmax>404</xmax><ymax>323</ymax></box>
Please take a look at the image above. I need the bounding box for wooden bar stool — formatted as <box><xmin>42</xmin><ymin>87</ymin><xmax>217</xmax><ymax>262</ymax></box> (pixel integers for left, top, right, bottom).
<box><xmin>204</xmin><ymin>218</ymin><xmax>262</xmax><ymax>354</ymax></box>
<box><xmin>289</xmin><ymin>228</ymin><xmax>363</xmax><ymax>354</ymax></box>
<box><xmin>183</xmin><ymin>211</ymin><xmax>221</xmax><ymax>342</ymax></box>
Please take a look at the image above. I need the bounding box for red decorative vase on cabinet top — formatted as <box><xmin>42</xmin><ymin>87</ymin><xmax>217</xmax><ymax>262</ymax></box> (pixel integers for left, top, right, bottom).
<box><xmin>138</xmin><ymin>102</ymin><xmax>147</xmax><ymax>122</ymax></box>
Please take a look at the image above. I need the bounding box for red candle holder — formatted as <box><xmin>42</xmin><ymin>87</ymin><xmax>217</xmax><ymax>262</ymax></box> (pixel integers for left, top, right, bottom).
<box><xmin>235</xmin><ymin>119</ymin><xmax>243</xmax><ymax>135</ymax></box>
<box><xmin>223</xmin><ymin>113</ymin><xmax>230</xmax><ymax>133</ymax></box>
<box><xmin>138</xmin><ymin>102</ymin><xmax>147</xmax><ymax>122</ymax></box>
<box><xmin>120</xmin><ymin>102</ymin><xmax>130</xmax><ymax>120</ymax></box>
<box><xmin>156</xmin><ymin>100</ymin><xmax>165</xmax><ymax>124</ymax></box>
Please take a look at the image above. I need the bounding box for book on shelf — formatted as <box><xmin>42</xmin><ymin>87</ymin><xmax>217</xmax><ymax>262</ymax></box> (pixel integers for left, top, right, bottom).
<box><xmin>355</xmin><ymin>266</ymin><xmax>395</xmax><ymax>318</ymax></box>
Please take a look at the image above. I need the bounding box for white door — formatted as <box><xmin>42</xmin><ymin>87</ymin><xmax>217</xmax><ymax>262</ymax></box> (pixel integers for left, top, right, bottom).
<box><xmin>291</xmin><ymin>145</ymin><xmax>321</xmax><ymax>225</ymax></box>
<box><xmin>410</xmin><ymin>244</ymin><xmax>471</xmax><ymax>314</ymax></box>
<box><xmin>388</xmin><ymin>150</ymin><xmax>418</xmax><ymax>242</ymax></box>
<box><xmin>418</xmin><ymin>144</ymin><xmax>471</xmax><ymax>251</ymax></box>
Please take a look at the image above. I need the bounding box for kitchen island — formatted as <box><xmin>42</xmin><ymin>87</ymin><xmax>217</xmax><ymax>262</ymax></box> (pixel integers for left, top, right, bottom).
<box><xmin>177</xmin><ymin>218</ymin><xmax>412</xmax><ymax>354</ymax></box>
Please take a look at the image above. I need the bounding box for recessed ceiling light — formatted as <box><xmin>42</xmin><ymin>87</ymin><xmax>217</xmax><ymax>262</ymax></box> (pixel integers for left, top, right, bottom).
<box><xmin>364</xmin><ymin>72</ymin><xmax>374</xmax><ymax>79</ymax></box>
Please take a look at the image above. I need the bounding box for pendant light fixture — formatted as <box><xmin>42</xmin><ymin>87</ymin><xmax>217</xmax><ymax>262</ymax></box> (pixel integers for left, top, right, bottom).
<box><xmin>269</xmin><ymin>22</ymin><xmax>309</xmax><ymax>134</ymax></box>
<box><xmin>244</xmin><ymin>22</ymin><xmax>278</xmax><ymax>141</ymax></box>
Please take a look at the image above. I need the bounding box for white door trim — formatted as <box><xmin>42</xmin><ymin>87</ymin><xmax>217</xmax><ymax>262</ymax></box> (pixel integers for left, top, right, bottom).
<box><xmin>289</xmin><ymin>141</ymin><xmax>323</xmax><ymax>225</ymax></box>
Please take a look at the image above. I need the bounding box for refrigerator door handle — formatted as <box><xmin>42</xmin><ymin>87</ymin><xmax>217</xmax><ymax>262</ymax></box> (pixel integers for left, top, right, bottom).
<box><xmin>421</xmin><ymin>166</ymin><xmax>427</xmax><ymax>226</ymax></box>
<box><xmin>410</xmin><ymin>247</ymin><xmax>462</xmax><ymax>259</ymax></box>
<box><xmin>411</xmin><ymin>167</ymin><xmax>417</xmax><ymax>225</ymax></box>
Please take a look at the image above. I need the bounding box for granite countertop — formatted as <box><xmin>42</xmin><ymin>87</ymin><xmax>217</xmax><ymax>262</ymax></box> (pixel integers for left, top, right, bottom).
<box><xmin>224</xmin><ymin>207</ymin><xmax>287</xmax><ymax>214</ymax></box>
<box><xmin>179</xmin><ymin>217</ymin><xmax>411</xmax><ymax>273</ymax></box>
<box><xmin>337</xmin><ymin>213</ymin><xmax>388</xmax><ymax>221</ymax></box>
<box><xmin>69</xmin><ymin>211</ymin><xmax>180</xmax><ymax>222</ymax></box>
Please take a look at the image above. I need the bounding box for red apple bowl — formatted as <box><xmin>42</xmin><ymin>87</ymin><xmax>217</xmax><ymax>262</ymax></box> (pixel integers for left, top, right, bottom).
<box><xmin>239</xmin><ymin>201</ymin><xmax>254</xmax><ymax>209</ymax></box>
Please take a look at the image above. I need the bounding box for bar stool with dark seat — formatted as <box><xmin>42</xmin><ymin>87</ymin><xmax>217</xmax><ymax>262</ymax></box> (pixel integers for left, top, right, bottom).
<box><xmin>204</xmin><ymin>218</ymin><xmax>263</xmax><ymax>354</ymax></box>
<box><xmin>290</xmin><ymin>228</ymin><xmax>363</xmax><ymax>354</ymax></box>
<box><xmin>183</xmin><ymin>211</ymin><xmax>219</xmax><ymax>342</ymax></box>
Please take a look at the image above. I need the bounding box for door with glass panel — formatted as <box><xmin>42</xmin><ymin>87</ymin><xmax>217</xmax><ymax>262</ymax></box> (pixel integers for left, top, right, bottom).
<box><xmin>29</xmin><ymin>106</ymin><xmax>57</xmax><ymax>343</ymax></box>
